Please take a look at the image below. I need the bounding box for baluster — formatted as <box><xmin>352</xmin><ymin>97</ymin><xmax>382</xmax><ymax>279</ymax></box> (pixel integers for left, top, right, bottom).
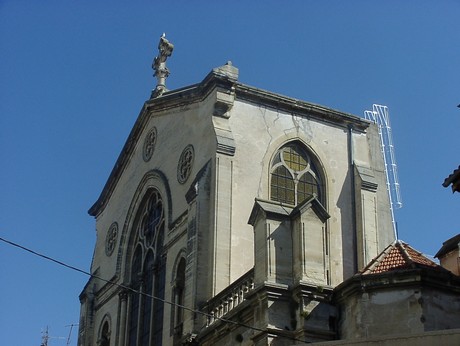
<box><xmin>218</xmin><ymin>303</ymin><xmax>223</xmax><ymax>318</ymax></box>
<box><xmin>224</xmin><ymin>299</ymin><xmax>229</xmax><ymax>314</ymax></box>
<box><xmin>208</xmin><ymin>311</ymin><xmax>214</xmax><ymax>326</ymax></box>
<box><xmin>228</xmin><ymin>296</ymin><xmax>234</xmax><ymax>310</ymax></box>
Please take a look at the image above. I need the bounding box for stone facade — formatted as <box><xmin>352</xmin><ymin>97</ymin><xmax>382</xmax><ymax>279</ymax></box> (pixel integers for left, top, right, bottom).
<box><xmin>310</xmin><ymin>329</ymin><xmax>460</xmax><ymax>346</ymax></box>
<box><xmin>331</xmin><ymin>240</ymin><xmax>460</xmax><ymax>344</ymax></box>
<box><xmin>335</xmin><ymin>269</ymin><xmax>460</xmax><ymax>340</ymax></box>
<box><xmin>78</xmin><ymin>52</ymin><xmax>397</xmax><ymax>345</ymax></box>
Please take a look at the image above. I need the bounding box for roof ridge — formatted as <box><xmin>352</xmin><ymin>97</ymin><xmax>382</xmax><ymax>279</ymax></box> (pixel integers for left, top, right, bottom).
<box><xmin>361</xmin><ymin>240</ymin><xmax>439</xmax><ymax>275</ymax></box>
<box><xmin>360</xmin><ymin>241</ymin><xmax>396</xmax><ymax>274</ymax></box>
<box><xmin>404</xmin><ymin>242</ymin><xmax>438</xmax><ymax>267</ymax></box>
<box><xmin>397</xmin><ymin>241</ymin><xmax>416</xmax><ymax>268</ymax></box>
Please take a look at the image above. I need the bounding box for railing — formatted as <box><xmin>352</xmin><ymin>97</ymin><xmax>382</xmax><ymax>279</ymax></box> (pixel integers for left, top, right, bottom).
<box><xmin>202</xmin><ymin>269</ymin><xmax>254</xmax><ymax>326</ymax></box>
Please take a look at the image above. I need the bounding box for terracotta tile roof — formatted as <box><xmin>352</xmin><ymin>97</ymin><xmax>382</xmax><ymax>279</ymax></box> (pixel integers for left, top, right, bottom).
<box><xmin>362</xmin><ymin>241</ymin><xmax>440</xmax><ymax>275</ymax></box>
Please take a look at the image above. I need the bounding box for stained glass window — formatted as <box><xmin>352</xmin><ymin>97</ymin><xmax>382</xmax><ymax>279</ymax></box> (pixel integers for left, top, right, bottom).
<box><xmin>128</xmin><ymin>190</ymin><xmax>165</xmax><ymax>346</ymax></box>
<box><xmin>270</xmin><ymin>143</ymin><xmax>322</xmax><ymax>205</ymax></box>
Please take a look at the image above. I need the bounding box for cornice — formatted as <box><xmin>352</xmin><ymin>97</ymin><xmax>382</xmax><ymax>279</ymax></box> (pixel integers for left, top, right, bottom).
<box><xmin>333</xmin><ymin>267</ymin><xmax>460</xmax><ymax>304</ymax></box>
<box><xmin>248</xmin><ymin>196</ymin><xmax>329</xmax><ymax>226</ymax></box>
<box><xmin>88</xmin><ymin>70</ymin><xmax>234</xmax><ymax>217</ymax></box>
<box><xmin>89</xmin><ymin>66</ymin><xmax>370</xmax><ymax>217</ymax></box>
<box><xmin>234</xmin><ymin>83</ymin><xmax>370</xmax><ymax>132</ymax></box>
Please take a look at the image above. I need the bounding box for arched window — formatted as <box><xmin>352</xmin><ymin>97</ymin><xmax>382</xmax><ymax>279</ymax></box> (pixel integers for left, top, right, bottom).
<box><xmin>174</xmin><ymin>258</ymin><xmax>186</xmax><ymax>333</ymax></box>
<box><xmin>128</xmin><ymin>189</ymin><xmax>166</xmax><ymax>346</ymax></box>
<box><xmin>98</xmin><ymin>320</ymin><xmax>110</xmax><ymax>346</ymax></box>
<box><xmin>270</xmin><ymin>142</ymin><xmax>323</xmax><ymax>205</ymax></box>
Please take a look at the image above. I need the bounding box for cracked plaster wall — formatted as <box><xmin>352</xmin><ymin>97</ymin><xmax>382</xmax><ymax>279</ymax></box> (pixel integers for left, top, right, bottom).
<box><xmin>228</xmin><ymin>99</ymin><xmax>361</xmax><ymax>285</ymax></box>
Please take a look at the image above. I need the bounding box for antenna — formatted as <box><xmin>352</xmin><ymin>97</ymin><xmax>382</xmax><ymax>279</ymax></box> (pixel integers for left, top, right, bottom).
<box><xmin>41</xmin><ymin>326</ymin><xmax>49</xmax><ymax>346</ymax></box>
<box><xmin>364</xmin><ymin>104</ymin><xmax>402</xmax><ymax>239</ymax></box>
<box><xmin>65</xmin><ymin>324</ymin><xmax>79</xmax><ymax>346</ymax></box>
<box><xmin>40</xmin><ymin>326</ymin><xmax>66</xmax><ymax>346</ymax></box>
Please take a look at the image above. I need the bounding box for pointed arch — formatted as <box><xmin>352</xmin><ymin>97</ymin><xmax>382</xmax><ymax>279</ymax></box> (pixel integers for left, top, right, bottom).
<box><xmin>97</xmin><ymin>314</ymin><xmax>112</xmax><ymax>346</ymax></box>
<box><xmin>270</xmin><ymin>141</ymin><xmax>325</xmax><ymax>206</ymax></box>
<box><xmin>116</xmin><ymin>169</ymin><xmax>172</xmax><ymax>280</ymax></box>
<box><xmin>124</xmin><ymin>186</ymin><xmax>167</xmax><ymax>346</ymax></box>
<box><xmin>170</xmin><ymin>251</ymin><xmax>187</xmax><ymax>340</ymax></box>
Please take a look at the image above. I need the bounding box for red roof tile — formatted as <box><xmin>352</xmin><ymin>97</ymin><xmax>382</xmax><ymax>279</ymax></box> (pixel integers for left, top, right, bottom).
<box><xmin>362</xmin><ymin>241</ymin><xmax>439</xmax><ymax>275</ymax></box>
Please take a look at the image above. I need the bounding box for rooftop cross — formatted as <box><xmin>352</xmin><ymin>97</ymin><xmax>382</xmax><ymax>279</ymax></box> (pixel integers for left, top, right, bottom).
<box><xmin>152</xmin><ymin>33</ymin><xmax>174</xmax><ymax>97</ymax></box>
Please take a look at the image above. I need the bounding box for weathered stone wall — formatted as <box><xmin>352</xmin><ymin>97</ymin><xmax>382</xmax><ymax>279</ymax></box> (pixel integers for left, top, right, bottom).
<box><xmin>422</xmin><ymin>287</ymin><xmax>460</xmax><ymax>331</ymax></box>
<box><xmin>339</xmin><ymin>288</ymin><xmax>424</xmax><ymax>339</ymax></box>
<box><xmin>230</xmin><ymin>97</ymin><xmax>392</xmax><ymax>287</ymax></box>
<box><xmin>337</xmin><ymin>276</ymin><xmax>460</xmax><ymax>342</ymax></box>
<box><xmin>309</xmin><ymin>328</ymin><xmax>460</xmax><ymax>346</ymax></box>
<box><xmin>84</xmin><ymin>89</ymin><xmax>218</xmax><ymax>344</ymax></box>
<box><xmin>230</xmin><ymin>99</ymin><xmax>353</xmax><ymax>285</ymax></box>
<box><xmin>81</xmin><ymin>61</ymin><xmax>395</xmax><ymax>345</ymax></box>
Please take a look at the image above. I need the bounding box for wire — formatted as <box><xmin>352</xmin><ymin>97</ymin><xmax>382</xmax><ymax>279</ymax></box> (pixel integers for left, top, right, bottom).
<box><xmin>0</xmin><ymin>236</ymin><xmax>309</xmax><ymax>344</ymax></box>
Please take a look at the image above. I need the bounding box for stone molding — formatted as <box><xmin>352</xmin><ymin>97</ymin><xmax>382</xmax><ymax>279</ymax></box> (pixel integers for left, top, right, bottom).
<box><xmin>105</xmin><ymin>222</ymin><xmax>118</xmax><ymax>257</ymax></box>
<box><xmin>354</xmin><ymin>165</ymin><xmax>378</xmax><ymax>192</ymax></box>
<box><xmin>248</xmin><ymin>196</ymin><xmax>329</xmax><ymax>226</ymax></box>
<box><xmin>89</xmin><ymin>63</ymin><xmax>369</xmax><ymax>218</ymax></box>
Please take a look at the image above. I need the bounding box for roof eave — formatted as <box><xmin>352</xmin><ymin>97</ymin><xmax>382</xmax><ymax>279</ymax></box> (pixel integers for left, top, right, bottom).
<box><xmin>234</xmin><ymin>83</ymin><xmax>370</xmax><ymax>132</ymax></box>
<box><xmin>88</xmin><ymin>69</ymin><xmax>370</xmax><ymax>218</ymax></box>
<box><xmin>88</xmin><ymin>69</ymin><xmax>238</xmax><ymax>217</ymax></box>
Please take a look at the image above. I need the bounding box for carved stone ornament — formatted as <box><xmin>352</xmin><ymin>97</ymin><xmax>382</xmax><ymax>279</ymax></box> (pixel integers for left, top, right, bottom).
<box><xmin>152</xmin><ymin>34</ymin><xmax>174</xmax><ymax>97</ymax></box>
<box><xmin>177</xmin><ymin>145</ymin><xmax>194</xmax><ymax>184</ymax></box>
<box><xmin>143</xmin><ymin>127</ymin><xmax>157</xmax><ymax>162</ymax></box>
<box><xmin>105</xmin><ymin>222</ymin><xmax>118</xmax><ymax>257</ymax></box>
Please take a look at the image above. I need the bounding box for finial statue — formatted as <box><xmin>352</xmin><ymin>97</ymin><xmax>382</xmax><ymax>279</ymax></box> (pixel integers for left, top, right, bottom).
<box><xmin>152</xmin><ymin>33</ymin><xmax>174</xmax><ymax>97</ymax></box>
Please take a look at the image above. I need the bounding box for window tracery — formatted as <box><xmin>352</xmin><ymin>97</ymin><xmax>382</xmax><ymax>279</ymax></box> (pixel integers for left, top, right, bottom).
<box><xmin>128</xmin><ymin>189</ymin><xmax>166</xmax><ymax>346</ymax></box>
<box><xmin>105</xmin><ymin>222</ymin><xmax>118</xmax><ymax>257</ymax></box>
<box><xmin>143</xmin><ymin>127</ymin><xmax>157</xmax><ymax>162</ymax></box>
<box><xmin>270</xmin><ymin>142</ymin><xmax>323</xmax><ymax>206</ymax></box>
<box><xmin>98</xmin><ymin>320</ymin><xmax>110</xmax><ymax>346</ymax></box>
<box><xmin>177</xmin><ymin>145</ymin><xmax>194</xmax><ymax>184</ymax></box>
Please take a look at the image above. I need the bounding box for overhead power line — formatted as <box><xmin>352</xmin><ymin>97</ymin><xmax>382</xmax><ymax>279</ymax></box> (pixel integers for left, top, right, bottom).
<box><xmin>0</xmin><ymin>236</ymin><xmax>310</xmax><ymax>344</ymax></box>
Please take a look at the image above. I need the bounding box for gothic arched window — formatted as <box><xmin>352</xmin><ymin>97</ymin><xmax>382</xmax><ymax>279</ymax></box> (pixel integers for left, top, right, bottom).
<box><xmin>174</xmin><ymin>258</ymin><xmax>186</xmax><ymax>333</ymax></box>
<box><xmin>128</xmin><ymin>189</ymin><xmax>166</xmax><ymax>346</ymax></box>
<box><xmin>270</xmin><ymin>142</ymin><xmax>323</xmax><ymax>206</ymax></box>
<box><xmin>98</xmin><ymin>320</ymin><xmax>110</xmax><ymax>346</ymax></box>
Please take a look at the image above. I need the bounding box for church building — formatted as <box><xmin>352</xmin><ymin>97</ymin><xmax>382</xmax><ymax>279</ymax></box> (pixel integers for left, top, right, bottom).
<box><xmin>78</xmin><ymin>36</ymin><xmax>460</xmax><ymax>346</ymax></box>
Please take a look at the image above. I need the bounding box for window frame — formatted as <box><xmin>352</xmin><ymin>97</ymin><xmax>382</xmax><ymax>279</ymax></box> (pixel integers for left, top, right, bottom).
<box><xmin>127</xmin><ymin>189</ymin><xmax>166</xmax><ymax>346</ymax></box>
<box><xmin>269</xmin><ymin>142</ymin><xmax>324</xmax><ymax>206</ymax></box>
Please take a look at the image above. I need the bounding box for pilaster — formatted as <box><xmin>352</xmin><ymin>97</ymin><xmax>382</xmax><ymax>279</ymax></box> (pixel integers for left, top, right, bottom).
<box><xmin>184</xmin><ymin>162</ymin><xmax>212</xmax><ymax>333</ymax></box>
<box><xmin>248</xmin><ymin>199</ymin><xmax>293</xmax><ymax>287</ymax></box>
<box><xmin>291</xmin><ymin>196</ymin><xmax>330</xmax><ymax>286</ymax></box>
<box><xmin>354</xmin><ymin>165</ymin><xmax>379</xmax><ymax>270</ymax></box>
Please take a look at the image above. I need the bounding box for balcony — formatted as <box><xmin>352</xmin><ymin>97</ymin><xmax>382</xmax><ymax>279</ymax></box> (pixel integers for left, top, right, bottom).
<box><xmin>202</xmin><ymin>269</ymin><xmax>254</xmax><ymax>326</ymax></box>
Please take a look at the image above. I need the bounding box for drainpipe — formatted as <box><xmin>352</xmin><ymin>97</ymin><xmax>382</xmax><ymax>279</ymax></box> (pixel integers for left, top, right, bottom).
<box><xmin>348</xmin><ymin>124</ymin><xmax>358</xmax><ymax>274</ymax></box>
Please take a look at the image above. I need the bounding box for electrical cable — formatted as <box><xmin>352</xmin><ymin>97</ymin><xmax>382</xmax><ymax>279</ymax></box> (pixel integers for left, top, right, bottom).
<box><xmin>0</xmin><ymin>236</ymin><xmax>310</xmax><ymax>344</ymax></box>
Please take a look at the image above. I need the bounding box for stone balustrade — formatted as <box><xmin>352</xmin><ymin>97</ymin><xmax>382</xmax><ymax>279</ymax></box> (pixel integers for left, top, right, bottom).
<box><xmin>203</xmin><ymin>269</ymin><xmax>254</xmax><ymax>326</ymax></box>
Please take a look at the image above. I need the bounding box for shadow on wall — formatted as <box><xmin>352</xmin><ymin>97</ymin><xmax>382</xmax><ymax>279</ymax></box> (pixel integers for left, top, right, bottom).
<box><xmin>336</xmin><ymin>170</ymin><xmax>356</xmax><ymax>280</ymax></box>
<box><xmin>270</xmin><ymin>219</ymin><xmax>293</xmax><ymax>286</ymax></box>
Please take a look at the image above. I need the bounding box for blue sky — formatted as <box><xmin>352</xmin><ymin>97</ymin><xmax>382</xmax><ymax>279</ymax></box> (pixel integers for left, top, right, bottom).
<box><xmin>1</xmin><ymin>1</ymin><xmax>459</xmax><ymax>345</ymax></box>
